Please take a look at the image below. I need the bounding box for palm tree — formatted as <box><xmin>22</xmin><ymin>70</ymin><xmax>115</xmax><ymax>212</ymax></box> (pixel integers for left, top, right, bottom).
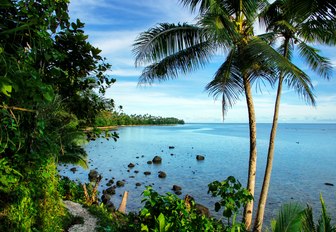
<box><xmin>270</xmin><ymin>195</ymin><xmax>336</xmax><ymax>232</ymax></box>
<box><xmin>253</xmin><ymin>0</ymin><xmax>334</xmax><ymax>231</ymax></box>
<box><xmin>133</xmin><ymin>0</ymin><xmax>313</xmax><ymax>228</ymax></box>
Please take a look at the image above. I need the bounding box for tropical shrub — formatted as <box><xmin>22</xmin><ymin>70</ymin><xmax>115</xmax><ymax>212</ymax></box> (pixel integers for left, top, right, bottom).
<box><xmin>208</xmin><ymin>176</ymin><xmax>253</xmax><ymax>231</ymax></box>
<box><xmin>138</xmin><ymin>187</ymin><xmax>224</xmax><ymax>232</ymax></box>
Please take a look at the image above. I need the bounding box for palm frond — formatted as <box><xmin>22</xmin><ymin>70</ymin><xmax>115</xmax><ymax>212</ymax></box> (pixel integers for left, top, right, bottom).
<box><xmin>316</xmin><ymin>194</ymin><xmax>336</xmax><ymax>232</ymax></box>
<box><xmin>271</xmin><ymin>203</ymin><xmax>304</xmax><ymax>232</ymax></box>
<box><xmin>138</xmin><ymin>41</ymin><xmax>214</xmax><ymax>84</ymax></box>
<box><xmin>58</xmin><ymin>146</ymin><xmax>88</xmax><ymax>169</ymax></box>
<box><xmin>299</xmin><ymin>19</ymin><xmax>336</xmax><ymax>45</ymax></box>
<box><xmin>297</xmin><ymin>42</ymin><xmax>332</xmax><ymax>79</ymax></box>
<box><xmin>199</xmin><ymin>12</ymin><xmax>239</xmax><ymax>48</ymax></box>
<box><xmin>205</xmin><ymin>49</ymin><xmax>244</xmax><ymax>120</ymax></box>
<box><xmin>245</xmin><ymin>37</ymin><xmax>315</xmax><ymax>105</ymax></box>
<box><xmin>179</xmin><ymin>0</ymin><xmax>212</xmax><ymax>14</ymax></box>
<box><xmin>301</xmin><ymin>205</ymin><xmax>316</xmax><ymax>232</ymax></box>
<box><xmin>133</xmin><ymin>23</ymin><xmax>206</xmax><ymax>66</ymax></box>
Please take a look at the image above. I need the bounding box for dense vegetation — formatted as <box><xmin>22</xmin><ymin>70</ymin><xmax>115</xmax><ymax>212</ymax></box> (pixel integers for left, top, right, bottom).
<box><xmin>0</xmin><ymin>0</ymin><xmax>116</xmax><ymax>230</ymax></box>
<box><xmin>95</xmin><ymin>110</ymin><xmax>185</xmax><ymax>126</ymax></box>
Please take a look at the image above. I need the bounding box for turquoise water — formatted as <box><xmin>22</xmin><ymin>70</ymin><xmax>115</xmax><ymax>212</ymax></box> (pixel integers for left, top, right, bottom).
<box><xmin>58</xmin><ymin>123</ymin><xmax>336</xmax><ymax>223</ymax></box>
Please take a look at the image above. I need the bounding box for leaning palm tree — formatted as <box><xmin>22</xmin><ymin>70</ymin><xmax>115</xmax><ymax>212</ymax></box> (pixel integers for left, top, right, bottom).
<box><xmin>253</xmin><ymin>0</ymin><xmax>334</xmax><ymax>231</ymax></box>
<box><xmin>133</xmin><ymin>0</ymin><xmax>314</xmax><ymax>228</ymax></box>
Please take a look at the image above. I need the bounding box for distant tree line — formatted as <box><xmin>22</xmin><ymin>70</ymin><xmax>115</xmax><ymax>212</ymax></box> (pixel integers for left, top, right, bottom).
<box><xmin>95</xmin><ymin>110</ymin><xmax>185</xmax><ymax>126</ymax></box>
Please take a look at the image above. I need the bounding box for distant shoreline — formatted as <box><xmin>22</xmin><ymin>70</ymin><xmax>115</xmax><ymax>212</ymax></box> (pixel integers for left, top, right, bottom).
<box><xmin>83</xmin><ymin>124</ymin><xmax>182</xmax><ymax>132</ymax></box>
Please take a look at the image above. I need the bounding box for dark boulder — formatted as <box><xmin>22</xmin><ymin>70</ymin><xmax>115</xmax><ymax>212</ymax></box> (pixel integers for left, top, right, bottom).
<box><xmin>325</xmin><ymin>182</ymin><xmax>334</xmax><ymax>186</ymax></box>
<box><xmin>105</xmin><ymin>201</ymin><xmax>115</xmax><ymax>212</ymax></box>
<box><xmin>152</xmin><ymin>156</ymin><xmax>162</xmax><ymax>164</ymax></box>
<box><xmin>135</xmin><ymin>182</ymin><xmax>142</xmax><ymax>187</ymax></box>
<box><xmin>88</xmin><ymin>170</ymin><xmax>100</xmax><ymax>182</ymax></box>
<box><xmin>101</xmin><ymin>194</ymin><xmax>111</xmax><ymax>204</ymax></box>
<box><xmin>128</xmin><ymin>163</ymin><xmax>135</xmax><ymax>168</ymax></box>
<box><xmin>147</xmin><ymin>161</ymin><xmax>153</xmax><ymax>164</ymax></box>
<box><xmin>172</xmin><ymin>185</ymin><xmax>182</xmax><ymax>191</ymax></box>
<box><xmin>144</xmin><ymin>171</ymin><xmax>151</xmax><ymax>176</ymax></box>
<box><xmin>169</xmin><ymin>146</ymin><xmax>175</xmax><ymax>149</ymax></box>
<box><xmin>196</xmin><ymin>155</ymin><xmax>205</xmax><ymax>161</ymax></box>
<box><xmin>70</xmin><ymin>167</ymin><xmax>77</xmax><ymax>173</ymax></box>
<box><xmin>134</xmin><ymin>170</ymin><xmax>139</xmax><ymax>174</ymax></box>
<box><xmin>116</xmin><ymin>180</ymin><xmax>125</xmax><ymax>187</ymax></box>
<box><xmin>174</xmin><ymin>190</ymin><xmax>182</xmax><ymax>195</ymax></box>
<box><xmin>158</xmin><ymin>171</ymin><xmax>167</xmax><ymax>178</ymax></box>
<box><xmin>106</xmin><ymin>179</ymin><xmax>114</xmax><ymax>186</ymax></box>
<box><xmin>105</xmin><ymin>187</ymin><xmax>116</xmax><ymax>195</ymax></box>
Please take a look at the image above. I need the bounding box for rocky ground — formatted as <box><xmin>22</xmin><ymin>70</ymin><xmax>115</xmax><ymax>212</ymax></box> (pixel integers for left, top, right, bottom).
<box><xmin>64</xmin><ymin>200</ymin><xmax>97</xmax><ymax>232</ymax></box>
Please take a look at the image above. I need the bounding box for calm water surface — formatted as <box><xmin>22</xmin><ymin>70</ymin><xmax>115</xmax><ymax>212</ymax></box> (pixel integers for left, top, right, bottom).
<box><xmin>58</xmin><ymin>123</ymin><xmax>336</xmax><ymax>224</ymax></box>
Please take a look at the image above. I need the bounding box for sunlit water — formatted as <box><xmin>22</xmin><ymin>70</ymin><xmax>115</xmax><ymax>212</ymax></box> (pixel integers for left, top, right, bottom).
<box><xmin>58</xmin><ymin>123</ymin><xmax>336</xmax><ymax>225</ymax></box>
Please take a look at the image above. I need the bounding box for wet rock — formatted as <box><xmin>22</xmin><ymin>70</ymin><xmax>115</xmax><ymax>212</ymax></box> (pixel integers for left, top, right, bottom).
<box><xmin>101</xmin><ymin>194</ymin><xmax>111</xmax><ymax>204</ymax></box>
<box><xmin>134</xmin><ymin>170</ymin><xmax>139</xmax><ymax>174</ymax></box>
<box><xmin>128</xmin><ymin>163</ymin><xmax>135</xmax><ymax>168</ymax></box>
<box><xmin>104</xmin><ymin>187</ymin><xmax>116</xmax><ymax>195</ymax></box>
<box><xmin>325</xmin><ymin>182</ymin><xmax>334</xmax><ymax>186</ymax></box>
<box><xmin>147</xmin><ymin>161</ymin><xmax>153</xmax><ymax>164</ymax></box>
<box><xmin>106</xmin><ymin>179</ymin><xmax>114</xmax><ymax>186</ymax></box>
<box><xmin>158</xmin><ymin>171</ymin><xmax>167</xmax><ymax>178</ymax></box>
<box><xmin>105</xmin><ymin>201</ymin><xmax>115</xmax><ymax>212</ymax></box>
<box><xmin>174</xmin><ymin>190</ymin><xmax>182</xmax><ymax>195</ymax></box>
<box><xmin>184</xmin><ymin>195</ymin><xmax>210</xmax><ymax>217</ymax></box>
<box><xmin>170</xmin><ymin>153</ymin><xmax>174</xmax><ymax>156</ymax></box>
<box><xmin>169</xmin><ymin>146</ymin><xmax>175</xmax><ymax>149</ymax></box>
<box><xmin>172</xmin><ymin>185</ymin><xmax>182</xmax><ymax>191</ymax></box>
<box><xmin>116</xmin><ymin>181</ymin><xmax>125</xmax><ymax>187</ymax></box>
<box><xmin>196</xmin><ymin>155</ymin><xmax>205</xmax><ymax>161</ymax></box>
<box><xmin>195</xmin><ymin>204</ymin><xmax>210</xmax><ymax>217</ymax></box>
<box><xmin>135</xmin><ymin>182</ymin><xmax>141</xmax><ymax>187</ymax></box>
<box><xmin>152</xmin><ymin>156</ymin><xmax>162</xmax><ymax>164</ymax></box>
<box><xmin>70</xmin><ymin>167</ymin><xmax>77</xmax><ymax>173</ymax></box>
<box><xmin>136</xmin><ymin>156</ymin><xmax>139</xmax><ymax>159</ymax></box>
<box><xmin>144</xmin><ymin>171</ymin><xmax>151</xmax><ymax>176</ymax></box>
<box><xmin>88</xmin><ymin>170</ymin><xmax>100</xmax><ymax>182</ymax></box>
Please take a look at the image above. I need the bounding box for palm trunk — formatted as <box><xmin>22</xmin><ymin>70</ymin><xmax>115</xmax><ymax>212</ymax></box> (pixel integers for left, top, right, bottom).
<box><xmin>253</xmin><ymin>39</ymin><xmax>289</xmax><ymax>232</ymax></box>
<box><xmin>242</xmin><ymin>75</ymin><xmax>258</xmax><ymax>230</ymax></box>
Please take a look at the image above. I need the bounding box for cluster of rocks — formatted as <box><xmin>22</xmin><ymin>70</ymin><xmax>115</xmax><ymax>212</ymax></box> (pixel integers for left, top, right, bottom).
<box><xmin>71</xmin><ymin>145</ymin><xmax>208</xmax><ymax>213</ymax></box>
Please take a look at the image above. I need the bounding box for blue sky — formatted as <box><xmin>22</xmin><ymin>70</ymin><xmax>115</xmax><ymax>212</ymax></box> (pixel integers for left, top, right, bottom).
<box><xmin>69</xmin><ymin>0</ymin><xmax>336</xmax><ymax>123</ymax></box>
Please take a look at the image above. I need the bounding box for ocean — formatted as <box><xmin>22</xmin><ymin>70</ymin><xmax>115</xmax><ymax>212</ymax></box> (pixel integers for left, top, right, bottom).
<box><xmin>58</xmin><ymin>123</ymin><xmax>336</xmax><ymax>225</ymax></box>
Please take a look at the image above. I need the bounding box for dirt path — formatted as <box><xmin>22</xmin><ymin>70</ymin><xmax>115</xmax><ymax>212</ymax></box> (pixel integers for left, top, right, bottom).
<box><xmin>64</xmin><ymin>200</ymin><xmax>97</xmax><ymax>232</ymax></box>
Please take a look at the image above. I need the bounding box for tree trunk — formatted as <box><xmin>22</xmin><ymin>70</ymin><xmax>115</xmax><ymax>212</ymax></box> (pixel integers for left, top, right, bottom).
<box><xmin>253</xmin><ymin>39</ymin><xmax>289</xmax><ymax>232</ymax></box>
<box><xmin>242</xmin><ymin>75</ymin><xmax>258</xmax><ymax>230</ymax></box>
<box><xmin>253</xmin><ymin>76</ymin><xmax>283</xmax><ymax>232</ymax></box>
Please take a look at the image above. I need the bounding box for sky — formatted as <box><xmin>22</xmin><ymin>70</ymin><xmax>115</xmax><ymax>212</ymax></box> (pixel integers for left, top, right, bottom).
<box><xmin>68</xmin><ymin>0</ymin><xmax>336</xmax><ymax>123</ymax></box>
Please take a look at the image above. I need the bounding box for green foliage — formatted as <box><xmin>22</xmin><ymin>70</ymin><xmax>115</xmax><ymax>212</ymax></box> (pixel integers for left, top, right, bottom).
<box><xmin>139</xmin><ymin>187</ymin><xmax>224</xmax><ymax>232</ymax></box>
<box><xmin>58</xmin><ymin>176</ymin><xmax>86</xmax><ymax>203</ymax></box>
<box><xmin>270</xmin><ymin>195</ymin><xmax>336</xmax><ymax>232</ymax></box>
<box><xmin>88</xmin><ymin>204</ymin><xmax>128</xmax><ymax>232</ymax></box>
<box><xmin>208</xmin><ymin>176</ymin><xmax>253</xmax><ymax>230</ymax></box>
<box><xmin>270</xmin><ymin>203</ymin><xmax>304</xmax><ymax>232</ymax></box>
<box><xmin>0</xmin><ymin>0</ymin><xmax>115</xmax><ymax>231</ymax></box>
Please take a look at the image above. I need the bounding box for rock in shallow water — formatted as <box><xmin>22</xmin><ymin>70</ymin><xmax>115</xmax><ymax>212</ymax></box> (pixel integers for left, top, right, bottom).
<box><xmin>325</xmin><ymin>182</ymin><xmax>334</xmax><ymax>186</ymax></box>
<box><xmin>158</xmin><ymin>171</ymin><xmax>166</xmax><ymax>178</ymax></box>
<box><xmin>144</xmin><ymin>171</ymin><xmax>151</xmax><ymax>176</ymax></box>
<box><xmin>196</xmin><ymin>155</ymin><xmax>205</xmax><ymax>161</ymax></box>
<box><xmin>152</xmin><ymin>156</ymin><xmax>162</xmax><ymax>164</ymax></box>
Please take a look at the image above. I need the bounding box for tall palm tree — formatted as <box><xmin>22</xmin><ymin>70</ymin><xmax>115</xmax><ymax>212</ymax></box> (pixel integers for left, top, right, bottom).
<box><xmin>253</xmin><ymin>0</ymin><xmax>334</xmax><ymax>231</ymax></box>
<box><xmin>133</xmin><ymin>0</ymin><xmax>313</xmax><ymax>228</ymax></box>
